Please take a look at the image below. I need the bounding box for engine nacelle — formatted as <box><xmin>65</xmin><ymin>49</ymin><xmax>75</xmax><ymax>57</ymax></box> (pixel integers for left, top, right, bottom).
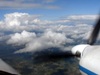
<box><xmin>72</xmin><ymin>45</ymin><xmax>100</xmax><ymax>75</ymax></box>
<box><xmin>79</xmin><ymin>45</ymin><xmax>100</xmax><ymax>75</ymax></box>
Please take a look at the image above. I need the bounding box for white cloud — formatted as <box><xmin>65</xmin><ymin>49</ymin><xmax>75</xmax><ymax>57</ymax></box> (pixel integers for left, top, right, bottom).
<box><xmin>0</xmin><ymin>12</ymin><xmax>43</xmax><ymax>32</ymax></box>
<box><xmin>7</xmin><ymin>30</ymin><xmax>36</xmax><ymax>45</ymax></box>
<box><xmin>68</xmin><ymin>15</ymin><xmax>97</xmax><ymax>20</ymax></box>
<box><xmin>0</xmin><ymin>12</ymin><xmax>97</xmax><ymax>53</ymax></box>
<box><xmin>0</xmin><ymin>12</ymin><xmax>70</xmax><ymax>32</ymax></box>
<box><xmin>4</xmin><ymin>12</ymin><xmax>41</xmax><ymax>26</ymax></box>
<box><xmin>8</xmin><ymin>30</ymin><xmax>74</xmax><ymax>53</ymax></box>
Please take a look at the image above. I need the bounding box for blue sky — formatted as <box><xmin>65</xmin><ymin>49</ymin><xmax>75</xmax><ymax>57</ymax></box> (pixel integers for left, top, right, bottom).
<box><xmin>0</xmin><ymin>0</ymin><xmax>100</xmax><ymax>20</ymax></box>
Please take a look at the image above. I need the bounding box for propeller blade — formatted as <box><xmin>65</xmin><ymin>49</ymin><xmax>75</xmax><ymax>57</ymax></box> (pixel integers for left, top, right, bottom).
<box><xmin>87</xmin><ymin>16</ymin><xmax>100</xmax><ymax>45</ymax></box>
<box><xmin>33</xmin><ymin>51</ymin><xmax>76</xmax><ymax>62</ymax></box>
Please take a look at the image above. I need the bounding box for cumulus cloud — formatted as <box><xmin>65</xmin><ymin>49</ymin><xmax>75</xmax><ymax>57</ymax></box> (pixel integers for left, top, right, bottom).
<box><xmin>0</xmin><ymin>12</ymin><xmax>70</xmax><ymax>32</ymax></box>
<box><xmin>0</xmin><ymin>12</ymin><xmax>43</xmax><ymax>32</ymax></box>
<box><xmin>0</xmin><ymin>12</ymin><xmax>97</xmax><ymax>53</ymax></box>
<box><xmin>7</xmin><ymin>30</ymin><xmax>74</xmax><ymax>53</ymax></box>
<box><xmin>4</xmin><ymin>12</ymin><xmax>41</xmax><ymax>26</ymax></box>
<box><xmin>7</xmin><ymin>30</ymin><xmax>36</xmax><ymax>45</ymax></box>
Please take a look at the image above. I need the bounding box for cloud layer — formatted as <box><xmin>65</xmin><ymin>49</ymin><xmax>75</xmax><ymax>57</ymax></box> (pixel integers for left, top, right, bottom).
<box><xmin>0</xmin><ymin>12</ymin><xmax>98</xmax><ymax>53</ymax></box>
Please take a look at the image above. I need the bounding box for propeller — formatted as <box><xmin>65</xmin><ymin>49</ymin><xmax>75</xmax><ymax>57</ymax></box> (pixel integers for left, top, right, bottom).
<box><xmin>34</xmin><ymin>15</ymin><xmax>100</xmax><ymax>62</ymax></box>
<box><xmin>87</xmin><ymin>16</ymin><xmax>100</xmax><ymax>45</ymax></box>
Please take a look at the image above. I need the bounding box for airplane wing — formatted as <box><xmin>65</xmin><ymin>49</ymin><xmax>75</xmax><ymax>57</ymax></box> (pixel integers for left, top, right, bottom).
<box><xmin>0</xmin><ymin>59</ymin><xmax>20</xmax><ymax>75</ymax></box>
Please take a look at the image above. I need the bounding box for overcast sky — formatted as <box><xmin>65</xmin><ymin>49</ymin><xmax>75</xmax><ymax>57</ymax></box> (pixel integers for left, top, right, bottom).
<box><xmin>0</xmin><ymin>0</ymin><xmax>100</xmax><ymax>53</ymax></box>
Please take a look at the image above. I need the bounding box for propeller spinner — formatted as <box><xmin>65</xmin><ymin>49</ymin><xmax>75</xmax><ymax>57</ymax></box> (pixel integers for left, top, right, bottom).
<box><xmin>71</xmin><ymin>44</ymin><xmax>90</xmax><ymax>58</ymax></box>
